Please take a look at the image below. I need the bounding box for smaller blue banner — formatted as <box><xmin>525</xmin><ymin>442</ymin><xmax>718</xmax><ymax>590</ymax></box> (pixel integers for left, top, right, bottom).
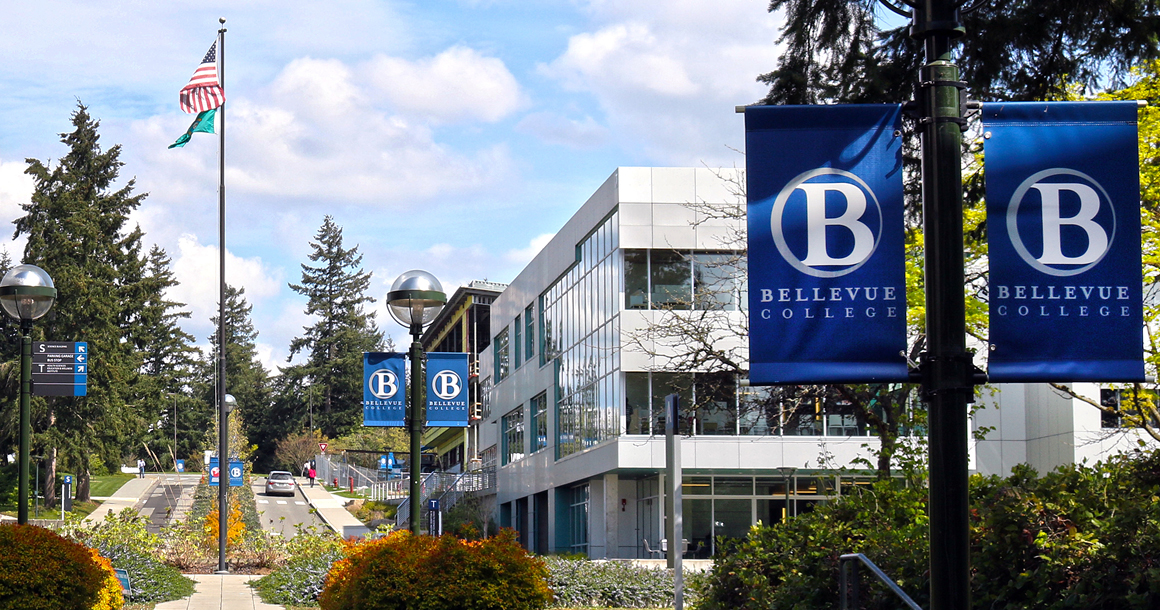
<box><xmin>426</xmin><ymin>352</ymin><xmax>469</xmax><ymax>427</ymax></box>
<box><xmin>983</xmin><ymin>101</ymin><xmax>1144</xmax><ymax>381</ymax></box>
<box><xmin>364</xmin><ymin>352</ymin><xmax>406</xmax><ymax>426</ymax></box>
<box><xmin>175</xmin><ymin>460</ymin><xmax>185</xmax><ymax>473</ymax></box>
<box><xmin>207</xmin><ymin>458</ymin><xmax>244</xmax><ymax>487</ymax></box>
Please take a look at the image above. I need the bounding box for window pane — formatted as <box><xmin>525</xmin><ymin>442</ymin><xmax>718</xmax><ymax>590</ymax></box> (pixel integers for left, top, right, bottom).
<box><xmin>714</xmin><ymin>477</ymin><xmax>753</xmax><ymax>495</ymax></box>
<box><xmin>626</xmin><ymin>373</ymin><xmax>650</xmax><ymax>434</ymax></box>
<box><xmin>525</xmin><ymin>304</ymin><xmax>535</xmax><ymax>360</ymax></box>
<box><xmin>714</xmin><ymin>499</ymin><xmax>752</xmax><ymax>543</ymax></box>
<box><xmin>652</xmin><ymin>372</ymin><xmax>693</xmax><ymax>435</ymax></box>
<box><xmin>494</xmin><ymin>328</ymin><xmax>510</xmax><ymax>383</ymax></box>
<box><xmin>693</xmin><ymin>252</ymin><xmax>738</xmax><ymax>310</ymax></box>
<box><xmin>681</xmin><ymin>476</ymin><xmax>712</xmax><ymax>495</ymax></box>
<box><xmin>650</xmin><ymin>250</ymin><xmax>691</xmax><ymax>310</ymax></box>
<box><xmin>695</xmin><ymin>372</ymin><xmax>736</xmax><ymax>435</ymax></box>
<box><xmin>625</xmin><ymin>250</ymin><xmax>648</xmax><ymax>309</ymax></box>
<box><xmin>513</xmin><ymin>314</ymin><xmax>522</xmax><ymax>369</ymax></box>
<box><xmin>682</xmin><ymin>498</ymin><xmax>712</xmax><ymax>557</ymax></box>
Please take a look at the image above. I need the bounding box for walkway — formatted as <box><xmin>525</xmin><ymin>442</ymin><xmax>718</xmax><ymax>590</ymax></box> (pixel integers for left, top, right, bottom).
<box><xmin>154</xmin><ymin>574</ymin><xmax>282</xmax><ymax>610</ymax></box>
<box><xmin>297</xmin><ymin>477</ymin><xmax>370</xmax><ymax>539</ymax></box>
<box><xmin>87</xmin><ymin>475</ymin><xmax>158</xmax><ymax>522</ymax></box>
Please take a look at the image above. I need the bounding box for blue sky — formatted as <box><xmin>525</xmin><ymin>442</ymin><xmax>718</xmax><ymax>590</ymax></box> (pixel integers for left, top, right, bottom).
<box><xmin>0</xmin><ymin>0</ymin><xmax>783</xmax><ymax>370</ymax></box>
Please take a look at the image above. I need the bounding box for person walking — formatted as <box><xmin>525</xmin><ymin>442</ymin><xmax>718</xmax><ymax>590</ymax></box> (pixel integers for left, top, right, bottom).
<box><xmin>137</xmin><ymin>458</ymin><xmax>145</xmax><ymax>478</ymax></box>
<box><xmin>302</xmin><ymin>461</ymin><xmax>309</xmax><ymax>477</ymax></box>
<box><xmin>308</xmin><ymin>465</ymin><xmax>316</xmax><ymax>488</ymax></box>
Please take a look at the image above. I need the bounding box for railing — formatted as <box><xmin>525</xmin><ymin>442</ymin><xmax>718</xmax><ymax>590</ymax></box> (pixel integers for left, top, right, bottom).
<box><xmin>392</xmin><ymin>469</ymin><xmax>497</xmax><ymax>528</ymax></box>
<box><xmin>838</xmin><ymin>553</ymin><xmax>923</xmax><ymax>610</ymax></box>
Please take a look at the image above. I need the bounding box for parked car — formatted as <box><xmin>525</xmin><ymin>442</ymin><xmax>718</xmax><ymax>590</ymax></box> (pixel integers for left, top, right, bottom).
<box><xmin>264</xmin><ymin>471</ymin><xmax>297</xmax><ymax>496</ymax></box>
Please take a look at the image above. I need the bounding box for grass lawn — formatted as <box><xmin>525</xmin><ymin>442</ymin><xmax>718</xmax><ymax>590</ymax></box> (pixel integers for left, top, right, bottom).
<box><xmin>89</xmin><ymin>473</ymin><xmax>135</xmax><ymax>497</ymax></box>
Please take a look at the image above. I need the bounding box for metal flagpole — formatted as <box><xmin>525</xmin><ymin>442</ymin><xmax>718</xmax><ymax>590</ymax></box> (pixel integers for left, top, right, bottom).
<box><xmin>216</xmin><ymin>17</ymin><xmax>229</xmax><ymax>575</ymax></box>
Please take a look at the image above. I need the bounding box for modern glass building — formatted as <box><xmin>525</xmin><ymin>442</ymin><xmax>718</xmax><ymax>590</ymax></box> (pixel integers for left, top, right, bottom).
<box><xmin>478</xmin><ymin>167</ymin><xmax>897</xmax><ymax>558</ymax></box>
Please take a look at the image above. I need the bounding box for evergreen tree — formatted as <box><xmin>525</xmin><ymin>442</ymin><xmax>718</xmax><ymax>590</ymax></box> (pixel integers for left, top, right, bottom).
<box><xmin>283</xmin><ymin>216</ymin><xmax>383</xmax><ymax>440</ymax></box>
<box><xmin>195</xmin><ymin>284</ymin><xmax>270</xmax><ymax>466</ymax></box>
<box><xmin>14</xmin><ymin>103</ymin><xmax>147</xmax><ymax>502</ymax></box>
<box><xmin>759</xmin><ymin>0</ymin><xmax>1160</xmax><ymax>106</ymax></box>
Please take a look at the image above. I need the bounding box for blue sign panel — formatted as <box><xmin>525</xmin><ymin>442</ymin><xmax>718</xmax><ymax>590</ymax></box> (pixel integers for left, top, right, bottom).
<box><xmin>745</xmin><ymin>105</ymin><xmax>909</xmax><ymax>384</ymax></box>
<box><xmin>983</xmin><ymin>101</ymin><xmax>1144</xmax><ymax>381</ymax></box>
<box><xmin>208</xmin><ymin>457</ymin><xmax>244</xmax><ymax>487</ymax></box>
<box><xmin>32</xmin><ymin>341</ymin><xmax>88</xmax><ymax>396</ymax></box>
<box><xmin>175</xmin><ymin>460</ymin><xmax>184</xmax><ymax>473</ymax></box>
<box><xmin>364</xmin><ymin>352</ymin><xmax>406</xmax><ymax>426</ymax></box>
<box><xmin>426</xmin><ymin>352</ymin><xmax>469</xmax><ymax>427</ymax></box>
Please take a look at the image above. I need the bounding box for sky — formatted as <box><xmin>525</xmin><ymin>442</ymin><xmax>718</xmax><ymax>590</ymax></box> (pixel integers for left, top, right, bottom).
<box><xmin>0</xmin><ymin>0</ymin><xmax>784</xmax><ymax>373</ymax></box>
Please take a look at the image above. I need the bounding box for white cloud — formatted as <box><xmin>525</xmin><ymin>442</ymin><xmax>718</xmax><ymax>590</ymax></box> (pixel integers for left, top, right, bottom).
<box><xmin>539</xmin><ymin>1</ymin><xmax>783</xmax><ymax>165</ymax></box>
<box><xmin>0</xmin><ymin>160</ymin><xmax>31</xmax><ymax>259</ymax></box>
<box><xmin>505</xmin><ymin>233</ymin><xmax>554</xmax><ymax>266</ymax></box>
<box><xmin>365</xmin><ymin>46</ymin><xmax>527</xmax><ymax>123</ymax></box>
<box><xmin>168</xmin><ymin>234</ymin><xmax>284</xmax><ymax>329</ymax></box>
<box><xmin>130</xmin><ymin>52</ymin><xmax>520</xmax><ymax>210</ymax></box>
<box><xmin>515</xmin><ymin>112</ymin><xmax>608</xmax><ymax>149</ymax></box>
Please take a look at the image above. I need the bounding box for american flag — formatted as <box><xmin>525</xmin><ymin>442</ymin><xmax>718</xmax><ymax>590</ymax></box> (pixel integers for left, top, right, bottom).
<box><xmin>179</xmin><ymin>41</ymin><xmax>225</xmax><ymax>114</ymax></box>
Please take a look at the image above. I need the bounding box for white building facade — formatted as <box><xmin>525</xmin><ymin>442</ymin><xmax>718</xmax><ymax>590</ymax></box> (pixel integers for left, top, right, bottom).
<box><xmin>477</xmin><ymin>167</ymin><xmax>898</xmax><ymax>559</ymax></box>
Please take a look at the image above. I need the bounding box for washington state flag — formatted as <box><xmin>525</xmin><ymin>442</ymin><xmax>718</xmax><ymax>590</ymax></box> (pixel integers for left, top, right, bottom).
<box><xmin>168</xmin><ymin>108</ymin><xmax>216</xmax><ymax>149</ymax></box>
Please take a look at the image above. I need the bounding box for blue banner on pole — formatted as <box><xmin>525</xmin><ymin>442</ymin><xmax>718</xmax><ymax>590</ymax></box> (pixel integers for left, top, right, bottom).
<box><xmin>426</xmin><ymin>352</ymin><xmax>469</xmax><ymax>427</ymax></box>
<box><xmin>207</xmin><ymin>457</ymin><xmax>243</xmax><ymax>487</ymax></box>
<box><xmin>745</xmin><ymin>104</ymin><xmax>909</xmax><ymax>384</ymax></box>
<box><xmin>982</xmin><ymin>101</ymin><xmax>1144</xmax><ymax>382</ymax></box>
<box><xmin>364</xmin><ymin>352</ymin><xmax>406</xmax><ymax>426</ymax></box>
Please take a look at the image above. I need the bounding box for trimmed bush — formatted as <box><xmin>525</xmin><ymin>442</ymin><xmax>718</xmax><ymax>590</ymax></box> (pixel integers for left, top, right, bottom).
<box><xmin>544</xmin><ymin>556</ymin><xmax>705</xmax><ymax>608</ymax></box>
<box><xmin>88</xmin><ymin>549</ymin><xmax>126</xmax><ymax>610</ymax></box>
<box><xmin>321</xmin><ymin>530</ymin><xmax>551</xmax><ymax>610</ymax></box>
<box><xmin>0</xmin><ymin>523</ymin><xmax>108</xmax><ymax>610</ymax></box>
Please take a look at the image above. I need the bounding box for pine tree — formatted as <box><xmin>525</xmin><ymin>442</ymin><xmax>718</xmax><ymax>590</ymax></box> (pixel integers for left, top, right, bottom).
<box><xmin>13</xmin><ymin>103</ymin><xmax>149</xmax><ymax>502</ymax></box>
<box><xmin>196</xmin><ymin>285</ymin><xmax>270</xmax><ymax>466</ymax></box>
<box><xmin>283</xmin><ymin>216</ymin><xmax>384</xmax><ymax>440</ymax></box>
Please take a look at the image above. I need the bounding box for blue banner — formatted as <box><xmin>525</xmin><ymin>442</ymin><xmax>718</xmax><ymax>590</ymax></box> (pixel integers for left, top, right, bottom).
<box><xmin>364</xmin><ymin>352</ymin><xmax>406</xmax><ymax>426</ymax></box>
<box><xmin>983</xmin><ymin>101</ymin><xmax>1144</xmax><ymax>382</ymax></box>
<box><xmin>426</xmin><ymin>352</ymin><xmax>469</xmax><ymax>427</ymax></box>
<box><xmin>745</xmin><ymin>105</ymin><xmax>909</xmax><ymax>384</ymax></box>
<box><xmin>208</xmin><ymin>457</ymin><xmax>244</xmax><ymax>487</ymax></box>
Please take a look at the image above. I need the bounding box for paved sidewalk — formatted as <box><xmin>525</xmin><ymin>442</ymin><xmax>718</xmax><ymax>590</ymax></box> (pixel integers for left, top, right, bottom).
<box><xmin>154</xmin><ymin>574</ymin><xmax>282</xmax><ymax>610</ymax></box>
<box><xmin>297</xmin><ymin>478</ymin><xmax>370</xmax><ymax>539</ymax></box>
<box><xmin>87</xmin><ymin>474</ymin><xmax>158</xmax><ymax>522</ymax></box>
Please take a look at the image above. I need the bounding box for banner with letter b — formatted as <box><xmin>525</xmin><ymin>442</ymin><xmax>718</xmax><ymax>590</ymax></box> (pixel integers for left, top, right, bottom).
<box><xmin>364</xmin><ymin>352</ymin><xmax>405</xmax><ymax>426</ymax></box>
<box><xmin>426</xmin><ymin>352</ymin><xmax>469</xmax><ymax>427</ymax></box>
<box><xmin>745</xmin><ymin>104</ymin><xmax>909</xmax><ymax>384</ymax></box>
<box><xmin>983</xmin><ymin>101</ymin><xmax>1144</xmax><ymax>382</ymax></box>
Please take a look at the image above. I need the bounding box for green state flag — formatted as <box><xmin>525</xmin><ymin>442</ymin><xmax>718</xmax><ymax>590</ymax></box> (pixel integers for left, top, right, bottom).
<box><xmin>168</xmin><ymin>108</ymin><xmax>217</xmax><ymax>149</ymax></box>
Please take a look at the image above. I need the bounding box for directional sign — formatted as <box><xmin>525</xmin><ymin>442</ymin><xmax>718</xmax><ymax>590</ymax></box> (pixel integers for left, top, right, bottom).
<box><xmin>32</xmin><ymin>341</ymin><xmax>88</xmax><ymax>396</ymax></box>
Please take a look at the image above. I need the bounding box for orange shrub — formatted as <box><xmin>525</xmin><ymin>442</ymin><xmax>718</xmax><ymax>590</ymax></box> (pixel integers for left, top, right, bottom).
<box><xmin>0</xmin><ymin>524</ymin><xmax>108</xmax><ymax>610</ymax></box>
<box><xmin>87</xmin><ymin>549</ymin><xmax>125</xmax><ymax>610</ymax></box>
<box><xmin>321</xmin><ymin>530</ymin><xmax>551</xmax><ymax>610</ymax></box>
<box><xmin>203</xmin><ymin>499</ymin><xmax>246</xmax><ymax>548</ymax></box>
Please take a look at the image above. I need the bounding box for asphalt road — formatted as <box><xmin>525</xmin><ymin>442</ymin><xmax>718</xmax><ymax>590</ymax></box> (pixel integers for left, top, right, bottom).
<box><xmin>251</xmin><ymin>476</ymin><xmax>324</xmax><ymax>537</ymax></box>
<box><xmin>138</xmin><ymin>473</ymin><xmax>200</xmax><ymax>534</ymax></box>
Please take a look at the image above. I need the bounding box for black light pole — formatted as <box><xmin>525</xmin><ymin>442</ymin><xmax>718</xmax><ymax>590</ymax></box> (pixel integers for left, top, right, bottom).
<box><xmin>0</xmin><ymin>264</ymin><xmax>57</xmax><ymax>525</ymax></box>
<box><xmin>907</xmin><ymin>1</ymin><xmax>973</xmax><ymax>608</ymax></box>
<box><xmin>387</xmin><ymin>270</ymin><xmax>446</xmax><ymax>535</ymax></box>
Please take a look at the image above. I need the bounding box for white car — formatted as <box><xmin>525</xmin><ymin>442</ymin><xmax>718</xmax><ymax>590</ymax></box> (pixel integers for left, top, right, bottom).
<box><xmin>264</xmin><ymin>471</ymin><xmax>297</xmax><ymax>496</ymax></box>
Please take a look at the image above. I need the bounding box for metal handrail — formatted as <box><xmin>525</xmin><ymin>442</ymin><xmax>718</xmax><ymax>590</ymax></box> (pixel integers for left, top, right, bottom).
<box><xmin>839</xmin><ymin>553</ymin><xmax>923</xmax><ymax>610</ymax></box>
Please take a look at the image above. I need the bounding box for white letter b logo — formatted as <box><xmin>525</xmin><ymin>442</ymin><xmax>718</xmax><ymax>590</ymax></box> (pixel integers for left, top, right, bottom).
<box><xmin>369</xmin><ymin>370</ymin><xmax>399</xmax><ymax>399</ymax></box>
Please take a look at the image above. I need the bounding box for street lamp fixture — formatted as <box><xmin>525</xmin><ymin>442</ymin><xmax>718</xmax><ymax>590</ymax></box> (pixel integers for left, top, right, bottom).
<box><xmin>0</xmin><ymin>264</ymin><xmax>57</xmax><ymax>525</ymax></box>
<box><xmin>776</xmin><ymin>466</ymin><xmax>797</xmax><ymax>522</ymax></box>
<box><xmin>217</xmin><ymin>392</ymin><xmax>236</xmax><ymax>573</ymax></box>
<box><xmin>387</xmin><ymin>270</ymin><xmax>445</xmax><ymax>535</ymax></box>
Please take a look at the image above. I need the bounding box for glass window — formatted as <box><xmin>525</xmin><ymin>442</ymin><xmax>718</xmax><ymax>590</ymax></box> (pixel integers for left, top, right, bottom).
<box><xmin>502</xmin><ymin>406</ymin><xmax>524</xmax><ymax>465</ymax></box>
<box><xmin>682</xmin><ymin>498</ymin><xmax>712</xmax><ymax>558</ymax></box>
<box><xmin>531</xmin><ymin>392</ymin><xmax>548</xmax><ymax>453</ymax></box>
<box><xmin>681</xmin><ymin>476</ymin><xmax>712</xmax><ymax>495</ymax></box>
<box><xmin>525</xmin><ymin>304</ymin><xmax>535</xmax><ymax>362</ymax></box>
<box><xmin>714</xmin><ymin>477</ymin><xmax>753</xmax><ymax>495</ymax></box>
<box><xmin>569</xmin><ymin>484</ymin><xmax>589</xmax><ymax>553</ymax></box>
<box><xmin>693</xmin><ymin>252</ymin><xmax>739</xmax><ymax>310</ymax></box>
<box><xmin>739</xmin><ymin>386</ymin><xmax>778</xmax><ymax>436</ymax></box>
<box><xmin>494</xmin><ymin>328</ymin><xmax>510</xmax><ymax>383</ymax></box>
<box><xmin>625</xmin><ymin>373</ymin><xmax>650</xmax><ymax>435</ymax></box>
<box><xmin>650</xmin><ymin>250</ymin><xmax>691</xmax><ymax>310</ymax></box>
<box><xmin>652</xmin><ymin>373</ymin><xmax>693</xmax><ymax>435</ymax></box>
<box><xmin>714</xmin><ymin>498</ymin><xmax>752</xmax><ymax>544</ymax></box>
<box><xmin>513</xmin><ymin>314</ymin><xmax>522</xmax><ymax>369</ymax></box>
<box><xmin>695</xmin><ymin>373</ymin><xmax>736</xmax><ymax>435</ymax></box>
<box><xmin>625</xmin><ymin>249</ymin><xmax>649</xmax><ymax>309</ymax></box>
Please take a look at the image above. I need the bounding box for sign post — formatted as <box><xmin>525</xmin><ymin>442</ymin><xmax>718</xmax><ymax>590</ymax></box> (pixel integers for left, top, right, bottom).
<box><xmin>664</xmin><ymin>394</ymin><xmax>683</xmax><ymax>610</ymax></box>
<box><xmin>62</xmin><ymin>475</ymin><xmax>72</xmax><ymax>513</ymax></box>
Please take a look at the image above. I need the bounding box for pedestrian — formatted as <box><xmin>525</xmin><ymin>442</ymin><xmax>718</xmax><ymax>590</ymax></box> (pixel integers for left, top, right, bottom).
<box><xmin>308</xmin><ymin>466</ymin><xmax>316</xmax><ymax>488</ymax></box>
<box><xmin>302</xmin><ymin>461</ymin><xmax>309</xmax><ymax>477</ymax></box>
<box><xmin>137</xmin><ymin>458</ymin><xmax>145</xmax><ymax>478</ymax></box>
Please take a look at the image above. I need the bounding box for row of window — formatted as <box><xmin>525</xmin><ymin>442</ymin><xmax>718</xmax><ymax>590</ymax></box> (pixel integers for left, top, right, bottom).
<box><xmin>502</xmin><ymin>393</ymin><xmax>550</xmax><ymax>465</ymax></box>
<box><xmin>624</xmin><ymin>249</ymin><xmax>743</xmax><ymax>311</ymax></box>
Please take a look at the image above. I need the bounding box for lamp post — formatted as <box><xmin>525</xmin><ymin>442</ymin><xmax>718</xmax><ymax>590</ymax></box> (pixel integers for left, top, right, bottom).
<box><xmin>777</xmin><ymin>466</ymin><xmax>796</xmax><ymax>522</ymax></box>
<box><xmin>0</xmin><ymin>264</ymin><xmax>57</xmax><ymax>525</ymax></box>
<box><xmin>217</xmin><ymin>392</ymin><xmax>236</xmax><ymax>573</ymax></box>
<box><xmin>386</xmin><ymin>270</ymin><xmax>446</xmax><ymax>535</ymax></box>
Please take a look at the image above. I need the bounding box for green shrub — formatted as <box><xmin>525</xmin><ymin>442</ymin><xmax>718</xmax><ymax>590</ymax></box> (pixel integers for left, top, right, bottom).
<box><xmin>56</xmin><ymin>510</ymin><xmax>195</xmax><ymax>604</ymax></box>
<box><xmin>252</xmin><ymin>526</ymin><xmax>347</xmax><ymax>606</ymax></box>
<box><xmin>701</xmin><ymin>450</ymin><xmax>1160</xmax><ymax>610</ymax></box>
<box><xmin>321</xmin><ymin>529</ymin><xmax>551</xmax><ymax>610</ymax></box>
<box><xmin>544</xmin><ymin>556</ymin><xmax>704</xmax><ymax>608</ymax></box>
<box><xmin>0</xmin><ymin>523</ymin><xmax>108</xmax><ymax>609</ymax></box>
